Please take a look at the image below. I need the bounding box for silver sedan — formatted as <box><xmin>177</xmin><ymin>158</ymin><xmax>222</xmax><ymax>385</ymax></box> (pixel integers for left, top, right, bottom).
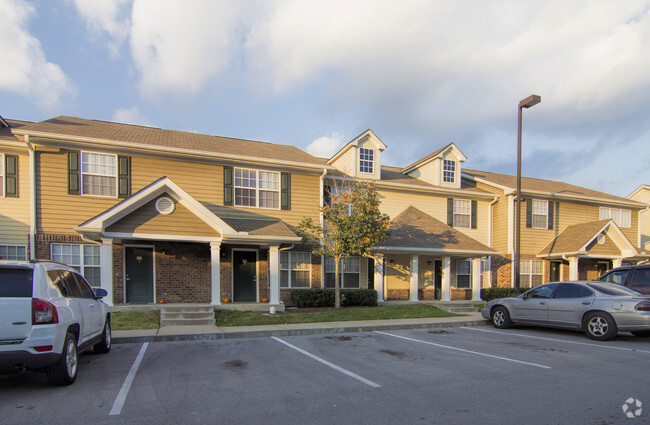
<box><xmin>481</xmin><ymin>281</ymin><xmax>650</xmax><ymax>340</ymax></box>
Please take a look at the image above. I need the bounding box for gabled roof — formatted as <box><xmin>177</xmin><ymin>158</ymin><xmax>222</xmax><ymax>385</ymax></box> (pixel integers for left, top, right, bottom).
<box><xmin>75</xmin><ymin>177</ymin><xmax>300</xmax><ymax>244</ymax></box>
<box><xmin>628</xmin><ymin>184</ymin><xmax>650</xmax><ymax>201</ymax></box>
<box><xmin>12</xmin><ymin>116</ymin><xmax>326</xmax><ymax>169</ymax></box>
<box><xmin>327</xmin><ymin>129</ymin><xmax>385</xmax><ymax>165</ymax></box>
<box><xmin>375</xmin><ymin>206</ymin><xmax>495</xmax><ymax>255</ymax></box>
<box><xmin>463</xmin><ymin>168</ymin><xmax>645</xmax><ymax>208</ymax></box>
<box><xmin>401</xmin><ymin>142</ymin><xmax>467</xmax><ymax>174</ymax></box>
<box><xmin>0</xmin><ymin>119</ymin><xmax>30</xmax><ymax>143</ymax></box>
<box><xmin>537</xmin><ymin>219</ymin><xmax>638</xmax><ymax>258</ymax></box>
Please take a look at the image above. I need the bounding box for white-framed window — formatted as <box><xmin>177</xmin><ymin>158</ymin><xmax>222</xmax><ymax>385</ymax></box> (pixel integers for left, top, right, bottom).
<box><xmin>0</xmin><ymin>153</ymin><xmax>4</xmax><ymax>197</ymax></box>
<box><xmin>456</xmin><ymin>259</ymin><xmax>471</xmax><ymax>289</ymax></box>
<box><xmin>81</xmin><ymin>152</ymin><xmax>117</xmax><ymax>197</ymax></box>
<box><xmin>325</xmin><ymin>257</ymin><xmax>360</xmax><ymax>288</ymax></box>
<box><xmin>600</xmin><ymin>207</ymin><xmax>631</xmax><ymax>228</ymax></box>
<box><xmin>51</xmin><ymin>243</ymin><xmax>101</xmax><ymax>287</ymax></box>
<box><xmin>454</xmin><ymin>199</ymin><xmax>471</xmax><ymax>228</ymax></box>
<box><xmin>443</xmin><ymin>159</ymin><xmax>456</xmax><ymax>183</ymax></box>
<box><xmin>234</xmin><ymin>168</ymin><xmax>280</xmax><ymax>209</ymax></box>
<box><xmin>520</xmin><ymin>259</ymin><xmax>544</xmax><ymax>288</ymax></box>
<box><xmin>0</xmin><ymin>244</ymin><xmax>27</xmax><ymax>260</ymax></box>
<box><xmin>359</xmin><ymin>148</ymin><xmax>374</xmax><ymax>174</ymax></box>
<box><xmin>280</xmin><ymin>251</ymin><xmax>311</xmax><ymax>288</ymax></box>
<box><xmin>480</xmin><ymin>257</ymin><xmax>491</xmax><ymax>288</ymax></box>
<box><xmin>532</xmin><ymin>200</ymin><xmax>548</xmax><ymax>229</ymax></box>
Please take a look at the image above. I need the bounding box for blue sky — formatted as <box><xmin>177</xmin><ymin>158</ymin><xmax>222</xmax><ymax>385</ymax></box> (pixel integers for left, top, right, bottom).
<box><xmin>1</xmin><ymin>0</ymin><xmax>649</xmax><ymax>198</ymax></box>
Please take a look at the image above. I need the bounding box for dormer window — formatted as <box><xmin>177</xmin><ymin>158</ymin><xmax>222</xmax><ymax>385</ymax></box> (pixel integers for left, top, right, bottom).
<box><xmin>443</xmin><ymin>159</ymin><xmax>456</xmax><ymax>183</ymax></box>
<box><xmin>359</xmin><ymin>148</ymin><xmax>374</xmax><ymax>174</ymax></box>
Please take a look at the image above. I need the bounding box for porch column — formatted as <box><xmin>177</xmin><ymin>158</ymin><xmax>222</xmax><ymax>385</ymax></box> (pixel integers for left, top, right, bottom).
<box><xmin>612</xmin><ymin>258</ymin><xmax>623</xmax><ymax>268</ymax></box>
<box><xmin>410</xmin><ymin>254</ymin><xmax>419</xmax><ymax>302</ymax></box>
<box><xmin>100</xmin><ymin>238</ymin><xmax>114</xmax><ymax>306</ymax></box>
<box><xmin>374</xmin><ymin>254</ymin><xmax>385</xmax><ymax>303</ymax></box>
<box><xmin>441</xmin><ymin>257</ymin><xmax>451</xmax><ymax>301</ymax></box>
<box><xmin>269</xmin><ymin>245</ymin><xmax>281</xmax><ymax>305</ymax></box>
<box><xmin>472</xmin><ymin>258</ymin><xmax>482</xmax><ymax>301</ymax></box>
<box><xmin>210</xmin><ymin>241</ymin><xmax>221</xmax><ymax>306</ymax></box>
<box><xmin>569</xmin><ymin>257</ymin><xmax>579</xmax><ymax>281</ymax></box>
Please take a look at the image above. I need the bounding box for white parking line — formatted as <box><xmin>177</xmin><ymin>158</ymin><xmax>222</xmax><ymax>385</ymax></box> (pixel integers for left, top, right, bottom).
<box><xmin>374</xmin><ymin>331</ymin><xmax>552</xmax><ymax>369</ymax></box>
<box><xmin>271</xmin><ymin>337</ymin><xmax>381</xmax><ymax>388</ymax></box>
<box><xmin>109</xmin><ymin>342</ymin><xmax>149</xmax><ymax>416</ymax></box>
<box><xmin>464</xmin><ymin>327</ymin><xmax>650</xmax><ymax>354</ymax></box>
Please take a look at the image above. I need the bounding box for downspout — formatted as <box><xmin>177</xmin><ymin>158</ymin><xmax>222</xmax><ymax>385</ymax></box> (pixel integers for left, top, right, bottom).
<box><xmin>320</xmin><ymin>168</ymin><xmax>328</xmax><ymax>288</ymax></box>
<box><xmin>488</xmin><ymin>196</ymin><xmax>498</xmax><ymax>248</ymax></box>
<box><xmin>24</xmin><ymin>135</ymin><xmax>36</xmax><ymax>260</ymax></box>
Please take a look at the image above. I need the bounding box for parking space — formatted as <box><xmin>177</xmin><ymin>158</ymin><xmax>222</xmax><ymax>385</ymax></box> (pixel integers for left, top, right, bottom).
<box><xmin>2</xmin><ymin>327</ymin><xmax>649</xmax><ymax>424</ymax></box>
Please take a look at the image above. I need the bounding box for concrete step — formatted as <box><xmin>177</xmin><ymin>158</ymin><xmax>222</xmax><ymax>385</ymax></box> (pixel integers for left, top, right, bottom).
<box><xmin>160</xmin><ymin>304</ymin><xmax>215</xmax><ymax>327</ymax></box>
<box><xmin>161</xmin><ymin>311</ymin><xmax>215</xmax><ymax>320</ymax></box>
<box><xmin>160</xmin><ymin>318</ymin><xmax>216</xmax><ymax>327</ymax></box>
<box><xmin>443</xmin><ymin>307</ymin><xmax>481</xmax><ymax>313</ymax></box>
<box><xmin>161</xmin><ymin>306</ymin><xmax>214</xmax><ymax>314</ymax></box>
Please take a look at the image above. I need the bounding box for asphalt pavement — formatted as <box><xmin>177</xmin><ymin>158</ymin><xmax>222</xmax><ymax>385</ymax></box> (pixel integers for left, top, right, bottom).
<box><xmin>113</xmin><ymin>312</ymin><xmax>489</xmax><ymax>343</ymax></box>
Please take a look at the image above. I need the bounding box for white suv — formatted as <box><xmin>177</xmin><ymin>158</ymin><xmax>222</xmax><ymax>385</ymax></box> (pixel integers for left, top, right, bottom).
<box><xmin>0</xmin><ymin>260</ymin><xmax>111</xmax><ymax>385</ymax></box>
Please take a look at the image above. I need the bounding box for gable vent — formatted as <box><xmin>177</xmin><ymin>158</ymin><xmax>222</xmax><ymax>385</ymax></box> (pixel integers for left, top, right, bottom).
<box><xmin>155</xmin><ymin>197</ymin><xmax>175</xmax><ymax>215</ymax></box>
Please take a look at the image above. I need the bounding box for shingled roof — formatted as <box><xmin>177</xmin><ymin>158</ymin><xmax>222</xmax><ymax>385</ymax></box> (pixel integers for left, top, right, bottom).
<box><xmin>12</xmin><ymin>116</ymin><xmax>325</xmax><ymax>167</ymax></box>
<box><xmin>377</xmin><ymin>206</ymin><xmax>495</xmax><ymax>254</ymax></box>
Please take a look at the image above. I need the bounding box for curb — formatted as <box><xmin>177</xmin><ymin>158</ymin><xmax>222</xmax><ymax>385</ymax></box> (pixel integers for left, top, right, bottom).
<box><xmin>112</xmin><ymin>319</ymin><xmax>490</xmax><ymax>344</ymax></box>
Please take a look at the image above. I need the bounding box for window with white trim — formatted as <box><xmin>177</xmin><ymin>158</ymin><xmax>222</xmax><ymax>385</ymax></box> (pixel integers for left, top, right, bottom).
<box><xmin>359</xmin><ymin>148</ymin><xmax>374</xmax><ymax>174</ymax></box>
<box><xmin>480</xmin><ymin>257</ymin><xmax>491</xmax><ymax>288</ymax></box>
<box><xmin>51</xmin><ymin>244</ymin><xmax>101</xmax><ymax>287</ymax></box>
<box><xmin>454</xmin><ymin>199</ymin><xmax>471</xmax><ymax>228</ymax></box>
<box><xmin>0</xmin><ymin>244</ymin><xmax>27</xmax><ymax>260</ymax></box>
<box><xmin>325</xmin><ymin>257</ymin><xmax>360</xmax><ymax>288</ymax></box>
<box><xmin>520</xmin><ymin>259</ymin><xmax>544</xmax><ymax>288</ymax></box>
<box><xmin>443</xmin><ymin>159</ymin><xmax>456</xmax><ymax>183</ymax></box>
<box><xmin>81</xmin><ymin>152</ymin><xmax>117</xmax><ymax>197</ymax></box>
<box><xmin>280</xmin><ymin>251</ymin><xmax>311</xmax><ymax>288</ymax></box>
<box><xmin>600</xmin><ymin>207</ymin><xmax>631</xmax><ymax>228</ymax></box>
<box><xmin>532</xmin><ymin>200</ymin><xmax>548</xmax><ymax>229</ymax></box>
<box><xmin>455</xmin><ymin>260</ymin><xmax>471</xmax><ymax>288</ymax></box>
<box><xmin>0</xmin><ymin>153</ymin><xmax>4</xmax><ymax>196</ymax></box>
<box><xmin>234</xmin><ymin>168</ymin><xmax>280</xmax><ymax>209</ymax></box>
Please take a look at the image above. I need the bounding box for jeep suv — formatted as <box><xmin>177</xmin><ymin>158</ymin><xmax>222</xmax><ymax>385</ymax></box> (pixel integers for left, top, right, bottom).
<box><xmin>599</xmin><ymin>264</ymin><xmax>650</xmax><ymax>295</ymax></box>
<box><xmin>0</xmin><ymin>260</ymin><xmax>111</xmax><ymax>385</ymax></box>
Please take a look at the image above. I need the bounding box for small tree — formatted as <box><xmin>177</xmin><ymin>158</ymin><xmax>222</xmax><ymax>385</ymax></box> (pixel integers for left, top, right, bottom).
<box><xmin>297</xmin><ymin>181</ymin><xmax>390</xmax><ymax>308</ymax></box>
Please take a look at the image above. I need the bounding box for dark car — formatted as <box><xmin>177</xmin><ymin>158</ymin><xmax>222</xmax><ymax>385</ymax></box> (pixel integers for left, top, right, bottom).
<box><xmin>599</xmin><ymin>264</ymin><xmax>650</xmax><ymax>294</ymax></box>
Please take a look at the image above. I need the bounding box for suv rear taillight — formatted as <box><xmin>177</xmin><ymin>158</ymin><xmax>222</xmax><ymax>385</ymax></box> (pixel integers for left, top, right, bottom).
<box><xmin>32</xmin><ymin>298</ymin><xmax>59</xmax><ymax>324</ymax></box>
<box><xmin>635</xmin><ymin>301</ymin><xmax>650</xmax><ymax>311</ymax></box>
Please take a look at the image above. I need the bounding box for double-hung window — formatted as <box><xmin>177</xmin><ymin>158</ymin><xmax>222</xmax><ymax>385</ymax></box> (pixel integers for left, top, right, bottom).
<box><xmin>359</xmin><ymin>148</ymin><xmax>374</xmax><ymax>174</ymax></box>
<box><xmin>81</xmin><ymin>152</ymin><xmax>117</xmax><ymax>197</ymax></box>
<box><xmin>520</xmin><ymin>259</ymin><xmax>544</xmax><ymax>288</ymax></box>
<box><xmin>280</xmin><ymin>252</ymin><xmax>311</xmax><ymax>288</ymax></box>
<box><xmin>600</xmin><ymin>207</ymin><xmax>631</xmax><ymax>228</ymax></box>
<box><xmin>454</xmin><ymin>199</ymin><xmax>471</xmax><ymax>228</ymax></box>
<box><xmin>443</xmin><ymin>159</ymin><xmax>456</xmax><ymax>183</ymax></box>
<box><xmin>0</xmin><ymin>245</ymin><xmax>27</xmax><ymax>260</ymax></box>
<box><xmin>456</xmin><ymin>260</ymin><xmax>471</xmax><ymax>288</ymax></box>
<box><xmin>51</xmin><ymin>244</ymin><xmax>101</xmax><ymax>288</ymax></box>
<box><xmin>234</xmin><ymin>168</ymin><xmax>280</xmax><ymax>209</ymax></box>
<box><xmin>325</xmin><ymin>257</ymin><xmax>360</xmax><ymax>288</ymax></box>
<box><xmin>531</xmin><ymin>200</ymin><xmax>548</xmax><ymax>229</ymax></box>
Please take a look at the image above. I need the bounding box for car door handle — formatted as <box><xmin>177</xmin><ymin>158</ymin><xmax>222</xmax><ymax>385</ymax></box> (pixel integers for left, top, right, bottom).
<box><xmin>539</xmin><ymin>302</ymin><xmax>547</xmax><ymax>305</ymax></box>
<box><xmin>582</xmin><ymin>301</ymin><xmax>591</xmax><ymax>305</ymax></box>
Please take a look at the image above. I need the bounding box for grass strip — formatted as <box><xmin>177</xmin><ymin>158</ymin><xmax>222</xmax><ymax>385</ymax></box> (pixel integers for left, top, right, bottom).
<box><xmin>111</xmin><ymin>310</ymin><xmax>160</xmax><ymax>331</ymax></box>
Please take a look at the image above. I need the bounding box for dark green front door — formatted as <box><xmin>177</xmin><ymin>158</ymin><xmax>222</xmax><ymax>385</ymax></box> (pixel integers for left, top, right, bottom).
<box><xmin>125</xmin><ymin>247</ymin><xmax>154</xmax><ymax>303</ymax></box>
<box><xmin>434</xmin><ymin>260</ymin><xmax>442</xmax><ymax>300</ymax></box>
<box><xmin>233</xmin><ymin>251</ymin><xmax>257</xmax><ymax>302</ymax></box>
<box><xmin>550</xmin><ymin>261</ymin><xmax>562</xmax><ymax>282</ymax></box>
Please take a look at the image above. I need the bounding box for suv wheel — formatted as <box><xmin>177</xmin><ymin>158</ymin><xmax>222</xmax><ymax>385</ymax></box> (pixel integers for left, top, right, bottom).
<box><xmin>94</xmin><ymin>319</ymin><xmax>111</xmax><ymax>354</ymax></box>
<box><xmin>46</xmin><ymin>332</ymin><xmax>78</xmax><ymax>386</ymax></box>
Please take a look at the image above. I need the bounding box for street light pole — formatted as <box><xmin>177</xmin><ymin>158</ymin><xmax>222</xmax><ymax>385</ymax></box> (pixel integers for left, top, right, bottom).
<box><xmin>515</xmin><ymin>94</ymin><xmax>541</xmax><ymax>291</ymax></box>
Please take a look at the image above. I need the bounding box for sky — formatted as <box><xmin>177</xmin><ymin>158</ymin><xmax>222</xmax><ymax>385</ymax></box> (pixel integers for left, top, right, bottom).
<box><xmin>1</xmin><ymin>0</ymin><xmax>649</xmax><ymax>199</ymax></box>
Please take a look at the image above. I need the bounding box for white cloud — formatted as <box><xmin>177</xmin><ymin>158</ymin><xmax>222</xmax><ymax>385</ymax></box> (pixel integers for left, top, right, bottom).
<box><xmin>0</xmin><ymin>0</ymin><xmax>74</xmax><ymax>108</ymax></box>
<box><xmin>306</xmin><ymin>132</ymin><xmax>345</xmax><ymax>158</ymax></box>
<box><xmin>71</xmin><ymin>0</ymin><xmax>132</xmax><ymax>57</ymax></box>
<box><xmin>112</xmin><ymin>106</ymin><xmax>152</xmax><ymax>126</ymax></box>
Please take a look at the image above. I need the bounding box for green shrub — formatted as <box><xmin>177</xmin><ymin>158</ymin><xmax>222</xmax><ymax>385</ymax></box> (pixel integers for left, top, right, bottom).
<box><xmin>341</xmin><ymin>289</ymin><xmax>378</xmax><ymax>307</ymax></box>
<box><xmin>481</xmin><ymin>287</ymin><xmax>530</xmax><ymax>301</ymax></box>
<box><xmin>289</xmin><ymin>288</ymin><xmax>378</xmax><ymax>307</ymax></box>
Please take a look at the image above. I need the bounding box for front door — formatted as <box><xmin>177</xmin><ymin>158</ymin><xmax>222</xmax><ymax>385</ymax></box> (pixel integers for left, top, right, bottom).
<box><xmin>434</xmin><ymin>260</ymin><xmax>442</xmax><ymax>300</ymax></box>
<box><xmin>233</xmin><ymin>250</ymin><xmax>257</xmax><ymax>302</ymax></box>
<box><xmin>550</xmin><ymin>261</ymin><xmax>562</xmax><ymax>282</ymax></box>
<box><xmin>125</xmin><ymin>247</ymin><xmax>154</xmax><ymax>303</ymax></box>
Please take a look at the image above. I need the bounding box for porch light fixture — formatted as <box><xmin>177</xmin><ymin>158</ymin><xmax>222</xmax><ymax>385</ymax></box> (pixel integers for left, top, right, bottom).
<box><xmin>515</xmin><ymin>94</ymin><xmax>541</xmax><ymax>290</ymax></box>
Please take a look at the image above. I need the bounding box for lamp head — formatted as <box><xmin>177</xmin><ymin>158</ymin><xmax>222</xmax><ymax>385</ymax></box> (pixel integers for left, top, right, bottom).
<box><xmin>519</xmin><ymin>95</ymin><xmax>541</xmax><ymax>108</ymax></box>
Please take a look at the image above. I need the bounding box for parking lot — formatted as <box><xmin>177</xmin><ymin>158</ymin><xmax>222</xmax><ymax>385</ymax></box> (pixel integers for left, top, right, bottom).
<box><xmin>2</xmin><ymin>325</ymin><xmax>649</xmax><ymax>424</ymax></box>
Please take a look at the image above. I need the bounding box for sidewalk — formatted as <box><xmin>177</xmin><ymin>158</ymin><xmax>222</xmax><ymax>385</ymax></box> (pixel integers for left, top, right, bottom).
<box><xmin>113</xmin><ymin>312</ymin><xmax>489</xmax><ymax>343</ymax></box>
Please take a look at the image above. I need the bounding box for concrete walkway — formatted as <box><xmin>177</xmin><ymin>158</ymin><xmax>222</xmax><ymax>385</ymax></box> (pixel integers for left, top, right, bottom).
<box><xmin>113</xmin><ymin>312</ymin><xmax>489</xmax><ymax>343</ymax></box>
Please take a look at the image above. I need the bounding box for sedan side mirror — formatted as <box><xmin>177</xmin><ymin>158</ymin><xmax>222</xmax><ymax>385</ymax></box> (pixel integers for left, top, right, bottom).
<box><xmin>94</xmin><ymin>288</ymin><xmax>108</xmax><ymax>299</ymax></box>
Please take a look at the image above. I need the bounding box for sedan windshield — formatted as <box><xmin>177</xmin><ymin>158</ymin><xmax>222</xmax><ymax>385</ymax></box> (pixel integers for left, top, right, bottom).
<box><xmin>587</xmin><ymin>282</ymin><xmax>641</xmax><ymax>296</ymax></box>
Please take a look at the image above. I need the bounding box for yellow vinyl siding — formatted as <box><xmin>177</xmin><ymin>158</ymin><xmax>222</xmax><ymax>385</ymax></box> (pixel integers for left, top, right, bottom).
<box><xmin>585</xmin><ymin>235</ymin><xmax>621</xmax><ymax>256</ymax></box>
<box><xmin>106</xmin><ymin>198</ymin><xmax>220</xmax><ymax>238</ymax></box>
<box><xmin>36</xmin><ymin>149</ymin><xmax>321</xmax><ymax>234</ymax></box>
<box><xmin>385</xmin><ymin>254</ymin><xmax>410</xmax><ymax>290</ymax></box>
<box><xmin>378</xmin><ymin>187</ymin><xmax>491</xmax><ymax>246</ymax></box>
<box><xmin>0</xmin><ymin>151</ymin><xmax>30</xmax><ymax>244</ymax></box>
